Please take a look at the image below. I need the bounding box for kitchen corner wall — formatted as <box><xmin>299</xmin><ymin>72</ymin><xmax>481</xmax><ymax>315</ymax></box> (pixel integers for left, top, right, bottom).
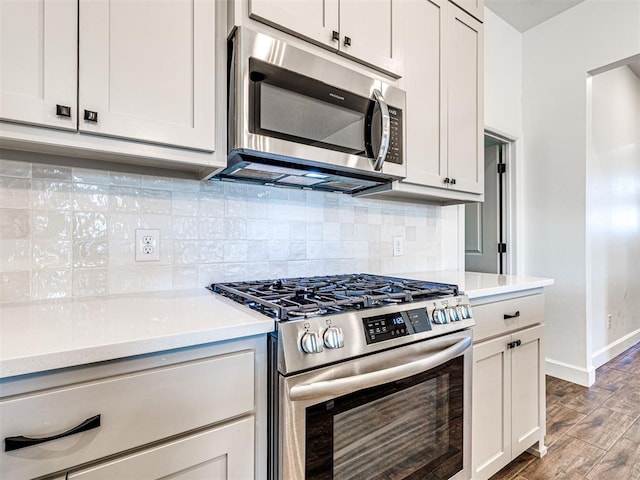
<box><xmin>0</xmin><ymin>155</ymin><xmax>455</xmax><ymax>303</ymax></box>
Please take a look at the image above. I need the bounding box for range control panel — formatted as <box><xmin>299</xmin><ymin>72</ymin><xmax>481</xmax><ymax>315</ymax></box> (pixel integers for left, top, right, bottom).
<box><xmin>363</xmin><ymin>308</ymin><xmax>431</xmax><ymax>344</ymax></box>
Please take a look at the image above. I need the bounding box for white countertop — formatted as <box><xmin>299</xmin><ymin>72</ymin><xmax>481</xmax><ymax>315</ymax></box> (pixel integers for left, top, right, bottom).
<box><xmin>397</xmin><ymin>270</ymin><xmax>554</xmax><ymax>299</ymax></box>
<box><xmin>0</xmin><ymin>271</ymin><xmax>552</xmax><ymax>379</ymax></box>
<box><xmin>0</xmin><ymin>289</ymin><xmax>274</xmax><ymax>379</ymax></box>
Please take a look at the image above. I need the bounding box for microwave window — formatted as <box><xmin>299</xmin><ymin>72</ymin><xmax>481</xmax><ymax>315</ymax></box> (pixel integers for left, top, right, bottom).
<box><xmin>258</xmin><ymin>83</ymin><xmax>366</xmax><ymax>154</ymax></box>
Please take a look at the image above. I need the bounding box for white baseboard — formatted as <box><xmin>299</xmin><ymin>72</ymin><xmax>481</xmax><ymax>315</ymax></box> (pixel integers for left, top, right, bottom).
<box><xmin>545</xmin><ymin>358</ymin><xmax>596</xmax><ymax>387</ymax></box>
<box><xmin>592</xmin><ymin>328</ymin><xmax>640</xmax><ymax>369</ymax></box>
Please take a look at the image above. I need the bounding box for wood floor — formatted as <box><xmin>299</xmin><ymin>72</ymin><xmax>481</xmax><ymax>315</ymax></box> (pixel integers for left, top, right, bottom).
<box><xmin>490</xmin><ymin>343</ymin><xmax>640</xmax><ymax>480</ymax></box>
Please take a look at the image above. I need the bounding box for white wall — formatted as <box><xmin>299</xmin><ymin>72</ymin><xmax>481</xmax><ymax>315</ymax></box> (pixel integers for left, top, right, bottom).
<box><xmin>589</xmin><ymin>65</ymin><xmax>640</xmax><ymax>366</ymax></box>
<box><xmin>0</xmin><ymin>152</ymin><xmax>457</xmax><ymax>303</ymax></box>
<box><xmin>482</xmin><ymin>7</ymin><xmax>525</xmax><ymax>274</ymax></box>
<box><xmin>522</xmin><ymin>0</ymin><xmax>640</xmax><ymax>385</ymax></box>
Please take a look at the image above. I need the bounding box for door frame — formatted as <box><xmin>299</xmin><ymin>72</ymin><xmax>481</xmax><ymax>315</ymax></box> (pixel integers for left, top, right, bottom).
<box><xmin>462</xmin><ymin>127</ymin><xmax>520</xmax><ymax>274</ymax></box>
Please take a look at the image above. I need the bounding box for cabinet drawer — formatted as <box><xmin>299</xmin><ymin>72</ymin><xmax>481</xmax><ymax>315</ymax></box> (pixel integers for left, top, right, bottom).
<box><xmin>1</xmin><ymin>351</ymin><xmax>254</xmax><ymax>480</ymax></box>
<box><xmin>472</xmin><ymin>294</ymin><xmax>544</xmax><ymax>342</ymax></box>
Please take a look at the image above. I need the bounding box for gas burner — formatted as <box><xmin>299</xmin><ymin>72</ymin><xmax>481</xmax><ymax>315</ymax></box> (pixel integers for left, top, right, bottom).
<box><xmin>210</xmin><ymin>274</ymin><xmax>459</xmax><ymax>321</ymax></box>
<box><xmin>288</xmin><ymin>307</ymin><xmax>327</xmax><ymax>318</ymax></box>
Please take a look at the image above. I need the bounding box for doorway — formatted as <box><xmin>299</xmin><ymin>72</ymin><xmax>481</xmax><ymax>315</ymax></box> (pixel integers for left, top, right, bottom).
<box><xmin>464</xmin><ymin>132</ymin><xmax>511</xmax><ymax>274</ymax></box>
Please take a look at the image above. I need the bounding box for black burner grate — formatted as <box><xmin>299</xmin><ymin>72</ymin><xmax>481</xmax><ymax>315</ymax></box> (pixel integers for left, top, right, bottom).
<box><xmin>210</xmin><ymin>274</ymin><xmax>458</xmax><ymax>321</ymax></box>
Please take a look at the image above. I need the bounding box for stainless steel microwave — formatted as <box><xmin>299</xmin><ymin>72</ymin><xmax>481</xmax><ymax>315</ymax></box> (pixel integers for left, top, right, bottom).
<box><xmin>219</xmin><ymin>28</ymin><xmax>406</xmax><ymax>194</ymax></box>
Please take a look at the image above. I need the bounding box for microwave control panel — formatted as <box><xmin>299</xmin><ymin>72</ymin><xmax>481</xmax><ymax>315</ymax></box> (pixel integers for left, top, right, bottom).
<box><xmin>385</xmin><ymin>107</ymin><xmax>403</xmax><ymax>165</ymax></box>
<box><xmin>363</xmin><ymin>308</ymin><xmax>431</xmax><ymax>344</ymax></box>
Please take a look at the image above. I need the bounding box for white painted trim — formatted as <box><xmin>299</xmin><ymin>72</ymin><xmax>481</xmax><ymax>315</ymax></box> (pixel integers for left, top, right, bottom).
<box><xmin>483</xmin><ymin>126</ymin><xmax>520</xmax><ymax>275</ymax></box>
<box><xmin>592</xmin><ymin>328</ymin><xmax>640</xmax><ymax>369</ymax></box>
<box><xmin>457</xmin><ymin>204</ymin><xmax>465</xmax><ymax>270</ymax></box>
<box><xmin>545</xmin><ymin>358</ymin><xmax>596</xmax><ymax>387</ymax></box>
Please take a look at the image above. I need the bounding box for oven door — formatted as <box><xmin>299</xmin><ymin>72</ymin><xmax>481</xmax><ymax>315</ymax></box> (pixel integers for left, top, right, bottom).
<box><xmin>278</xmin><ymin>330</ymin><xmax>472</xmax><ymax>480</ymax></box>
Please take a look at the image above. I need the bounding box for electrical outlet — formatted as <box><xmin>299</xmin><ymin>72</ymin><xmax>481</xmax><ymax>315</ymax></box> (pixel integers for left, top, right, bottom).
<box><xmin>393</xmin><ymin>236</ymin><xmax>405</xmax><ymax>257</ymax></box>
<box><xmin>607</xmin><ymin>314</ymin><xmax>612</xmax><ymax>329</ymax></box>
<box><xmin>136</xmin><ymin>229</ymin><xmax>160</xmax><ymax>262</ymax></box>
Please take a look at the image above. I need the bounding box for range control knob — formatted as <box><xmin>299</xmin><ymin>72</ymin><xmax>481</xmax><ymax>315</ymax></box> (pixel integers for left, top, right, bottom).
<box><xmin>323</xmin><ymin>326</ymin><xmax>344</xmax><ymax>349</ymax></box>
<box><xmin>432</xmin><ymin>308</ymin><xmax>448</xmax><ymax>324</ymax></box>
<box><xmin>448</xmin><ymin>307</ymin><xmax>460</xmax><ymax>322</ymax></box>
<box><xmin>300</xmin><ymin>331</ymin><xmax>324</xmax><ymax>354</ymax></box>
<box><xmin>458</xmin><ymin>304</ymin><xmax>472</xmax><ymax>319</ymax></box>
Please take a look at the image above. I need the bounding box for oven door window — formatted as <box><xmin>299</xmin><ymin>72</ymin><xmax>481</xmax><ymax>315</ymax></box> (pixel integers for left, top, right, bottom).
<box><xmin>305</xmin><ymin>356</ymin><xmax>464</xmax><ymax>480</ymax></box>
<box><xmin>248</xmin><ymin>58</ymin><xmax>372</xmax><ymax>157</ymax></box>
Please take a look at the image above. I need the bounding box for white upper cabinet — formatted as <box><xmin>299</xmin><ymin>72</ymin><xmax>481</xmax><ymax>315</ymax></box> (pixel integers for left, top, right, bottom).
<box><xmin>451</xmin><ymin>0</ymin><xmax>484</xmax><ymax>21</ymax></box>
<box><xmin>249</xmin><ymin>0</ymin><xmax>339</xmax><ymax>48</ymax></box>
<box><xmin>79</xmin><ymin>0</ymin><xmax>216</xmax><ymax>151</ymax></box>
<box><xmin>446</xmin><ymin>3</ymin><xmax>483</xmax><ymax>195</ymax></box>
<box><xmin>398</xmin><ymin>0</ymin><xmax>446</xmax><ymax>187</ymax></box>
<box><xmin>0</xmin><ymin>0</ymin><xmax>78</xmax><ymax>130</ymax></box>
<box><xmin>249</xmin><ymin>0</ymin><xmax>401</xmax><ymax>77</ymax></box>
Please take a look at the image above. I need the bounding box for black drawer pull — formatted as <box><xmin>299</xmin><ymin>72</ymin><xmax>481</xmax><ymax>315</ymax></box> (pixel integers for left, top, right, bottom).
<box><xmin>84</xmin><ymin>110</ymin><xmax>98</xmax><ymax>122</ymax></box>
<box><xmin>4</xmin><ymin>414</ymin><xmax>101</xmax><ymax>452</ymax></box>
<box><xmin>332</xmin><ymin>30</ymin><xmax>340</xmax><ymax>42</ymax></box>
<box><xmin>504</xmin><ymin>311</ymin><xmax>520</xmax><ymax>320</ymax></box>
<box><xmin>56</xmin><ymin>104</ymin><xmax>71</xmax><ymax>117</ymax></box>
<box><xmin>507</xmin><ymin>340</ymin><xmax>522</xmax><ymax>349</ymax></box>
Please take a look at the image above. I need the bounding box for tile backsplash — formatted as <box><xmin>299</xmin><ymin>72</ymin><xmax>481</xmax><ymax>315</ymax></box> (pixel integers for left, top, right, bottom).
<box><xmin>0</xmin><ymin>156</ymin><xmax>455</xmax><ymax>303</ymax></box>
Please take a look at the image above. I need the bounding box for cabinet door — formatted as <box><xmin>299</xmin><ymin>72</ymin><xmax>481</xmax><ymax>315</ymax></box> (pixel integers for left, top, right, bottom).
<box><xmin>450</xmin><ymin>0</ymin><xmax>484</xmax><ymax>21</ymax></box>
<box><xmin>445</xmin><ymin>3</ymin><xmax>483</xmax><ymax>194</ymax></box>
<box><xmin>397</xmin><ymin>0</ymin><xmax>446</xmax><ymax>187</ymax></box>
<box><xmin>249</xmin><ymin>0</ymin><xmax>339</xmax><ymax>48</ymax></box>
<box><xmin>78</xmin><ymin>0</ymin><xmax>215</xmax><ymax>151</ymax></box>
<box><xmin>68</xmin><ymin>416</ymin><xmax>254</xmax><ymax>480</ymax></box>
<box><xmin>0</xmin><ymin>0</ymin><xmax>77</xmax><ymax>130</ymax></box>
<box><xmin>472</xmin><ymin>336</ymin><xmax>511</xmax><ymax>480</ymax></box>
<box><xmin>511</xmin><ymin>324</ymin><xmax>545</xmax><ymax>458</ymax></box>
<box><xmin>339</xmin><ymin>0</ymin><xmax>400</xmax><ymax>75</ymax></box>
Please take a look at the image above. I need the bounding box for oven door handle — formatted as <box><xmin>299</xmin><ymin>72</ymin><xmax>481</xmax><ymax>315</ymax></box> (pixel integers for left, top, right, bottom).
<box><xmin>289</xmin><ymin>335</ymin><xmax>471</xmax><ymax>401</ymax></box>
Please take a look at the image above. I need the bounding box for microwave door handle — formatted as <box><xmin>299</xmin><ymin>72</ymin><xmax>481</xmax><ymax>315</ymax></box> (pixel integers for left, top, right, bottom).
<box><xmin>289</xmin><ymin>335</ymin><xmax>471</xmax><ymax>402</ymax></box>
<box><xmin>371</xmin><ymin>89</ymin><xmax>391</xmax><ymax>171</ymax></box>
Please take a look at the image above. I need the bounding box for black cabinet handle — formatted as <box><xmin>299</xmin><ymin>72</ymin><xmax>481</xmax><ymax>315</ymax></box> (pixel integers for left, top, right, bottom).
<box><xmin>84</xmin><ymin>110</ymin><xmax>98</xmax><ymax>122</ymax></box>
<box><xmin>504</xmin><ymin>311</ymin><xmax>520</xmax><ymax>319</ymax></box>
<box><xmin>444</xmin><ymin>177</ymin><xmax>450</xmax><ymax>184</ymax></box>
<box><xmin>450</xmin><ymin>178</ymin><xmax>457</xmax><ymax>185</ymax></box>
<box><xmin>344</xmin><ymin>36</ymin><xmax>351</xmax><ymax>47</ymax></box>
<box><xmin>4</xmin><ymin>414</ymin><xmax>101</xmax><ymax>452</ymax></box>
<box><xmin>56</xmin><ymin>104</ymin><xmax>71</xmax><ymax>117</ymax></box>
<box><xmin>507</xmin><ymin>340</ymin><xmax>522</xmax><ymax>349</ymax></box>
<box><xmin>332</xmin><ymin>30</ymin><xmax>340</xmax><ymax>42</ymax></box>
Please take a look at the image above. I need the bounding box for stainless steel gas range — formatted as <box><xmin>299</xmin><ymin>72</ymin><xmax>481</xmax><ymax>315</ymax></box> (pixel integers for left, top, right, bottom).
<box><xmin>211</xmin><ymin>274</ymin><xmax>474</xmax><ymax>480</ymax></box>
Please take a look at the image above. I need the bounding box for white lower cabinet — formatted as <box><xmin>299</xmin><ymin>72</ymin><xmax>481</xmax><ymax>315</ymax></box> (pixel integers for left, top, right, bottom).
<box><xmin>68</xmin><ymin>417</ymin><xmax>254</xmax><ymax>480</ymax></box>
<box><xmin>0</xmin><ymin>337</ymin><xmax>266</xmax><ymax>480</ymax></box>
<box><xmin>471</xmin><ymin>293</ymin><xmax>546</xmax><ymax>480</ymax></box>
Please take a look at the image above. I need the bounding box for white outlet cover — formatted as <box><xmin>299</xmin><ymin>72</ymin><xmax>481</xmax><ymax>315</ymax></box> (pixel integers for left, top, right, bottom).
<box><xmin>135</xmin><ymin>229</ymin><xmax>160</xmax><ymax>261</ymax></box>
<box><xmin>393</xmin><ymin>236</ymin><xmax>405</xmax><ymax>257</ymax></box>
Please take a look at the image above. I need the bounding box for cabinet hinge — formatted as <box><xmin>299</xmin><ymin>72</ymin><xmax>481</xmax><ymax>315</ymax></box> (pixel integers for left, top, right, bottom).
<box><xmin>497</xmin><ymin>163</ymin><xmax>506</xmax><ymax>174</ymax></box>
<box><xmin>498</xmin><ymin>243</ymin><xmax>507</xmax><ymax>253</ymax></box>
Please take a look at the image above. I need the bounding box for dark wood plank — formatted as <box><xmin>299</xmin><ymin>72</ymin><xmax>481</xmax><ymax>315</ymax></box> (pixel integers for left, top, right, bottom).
<box><xmin>488</xmin><ymin>452</ymin><xmax>536</xmax><ymax>480</ymax></box>
<box><xmin>586</xmin><ymin>437</ymin><xmax>640</xmax><ymax>479</ymax></box>
<box><xmin>546</xmin><ymin>382</ymin><xmax>613</xmax><ymax>415</ymax></box>
<box><xmin>545</xmin><ymin>403</ymin><xmax>586</xmax><ymax>447</ymax></box>
<box><xmin>566</xmin><ymin>406</ymin><xmax>638</xmax><ymax>450</ymax></box>
<box><xmin>594</xmin><ymin>366</ymin><xmax>635</xmax><ymax>392</ymax></box>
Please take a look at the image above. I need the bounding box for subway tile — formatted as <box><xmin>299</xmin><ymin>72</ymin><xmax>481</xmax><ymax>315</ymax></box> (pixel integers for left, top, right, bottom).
<box><xmin>173</xmin><ymin>216</ymin><xmax>199</xmax><ymax>240</ymax></box>
<box><xmin>198</xmin><ymin>192</ymin><xmax>225</xmax><ymax>217</ymax></box>
<box><xmin>199</xmin><ymin>263</ymin><xmax>223</xmax><ymax>285</ymax></box>
<box><xmin>108</xmin><ymin>267</ymin><xmax>142</xmax><ymax>294</ymax></box>
<box><xmin>109</xmin><ymin>186</ymin><xmax>141</xmax><ymax>213</ymax></box>
<box><xmin>268</xmin><ymin>220</ymin><xmax>289</xmax><ymax>240</ymax></box>
<box><xmin>32</xmin><ymin>164</ymin><xmax>72</xmax><ymax>181</ymax></box>
<box><xmin>32</xmin><ymin>240</ymin><xmax>72</xmax><ymax>269</ymax></box>
<box><xmin>141</xmin><ymin>188</ymin><xmax>172</xmax><ymax>214</ymax></box>
<box><xmin>268</xmin><ymin>261</ymin><xmax>289</xmax><ymax>279</ymax></box>
<box><xmin>324</xmin><ymin>222</ymin><xmax>340</xmax><ymax>241</ymax></box>
<box><xmin>141</xmin><ymin>266</ymin><xmax>172</xmax><ymax>292</ymax></box>
<box><xmin>0</xmin><ymin>159</ymin><xmax>31</xmax><ymax>178</ymax></box>
<box><xmin>225</xmin><ymin>218</ymin><xmax>247</xmax><ymax>239</ymax></box>
<box><xmin>73</xmin><ymin>268</ymin><xmax>108</xmax><ymax>297</ymax></box>
<box><xmin>247</xmin><ymin>240</ymin><xmax>268</xmax><ymax>263</ymax></box>
<box><xmin>109</xmin><ymin>172</ymin><xmax>142</xmax><ymax>186</ymax></box>
<box><xmin>0</xmin><ymin>239</ymin><xmax>31</xmax><ymax>271</ymax></box>
<box><xmin>172</xmin><ymin>178</ymin><xmax>201</xmax><ymax>193</ymax></box>
<box><xmin>200</xmin><ymin>240</ymin><xmax>224</xmax><ymax>262</ymax></box>
<box><xmin>268</xmin><ymin>241</ymin><xmax>290</xmax><ymax>261</ymax></box>
<box><xmin>0</xmin><ymin>177</ymin><xmax>31</xmax><ymax>208</ymax></box>
<box><xmin>73</xmin><ymin>212</ymin><xmax>107</xmax><ymax>240</ymax></box>
<box><xmin>173</xmin><ymin>240</ymin><xmax>200</xmax><ymax>265</ymax></box>
<box><xmin>72</xmin><ymin>168</ymin><xmax>109</xmax><ymax>185</ymax></box>
<box><xmin>141</xmin><ymin>175</ymin><xmax>173</xmax><ymax>190</ymax></box>
<box><xmin>0</xmin><ymin>208</ymin><xmax>30</xmax><ymax>239</ymax></box>
<box><xmin>223</xmin><ymin>241</ymin><xmax>248</xmax><ymax>263</ymax></box>
<box><xmin>73</xmin><ymin>183</ymin><xmax>109</xmax><ymax>211</ymax></box>
<box><xmin>0</xmin><ymin>271</ymin><xmax>31</xmax><ymax>303</ymax></box>
<box><xmin>199</xmin><ymin>217</ymin><xmax>225</xmax><ymax>240</ymax></box>
<box><xmin>172</xmin><ymin>190</ymin><xmax>199</xmax><ymax>216</ymax></box>
<box><xmin>32</xmin><ymin>269</ymin><xmax>72</xmax><ymax>299</ymax></box>
<box><xmin>73</xmin><ymin>240</ymin><xmax>108</xmax><ymax>268</ymax></box>
<box><xmin>246</xmin><ymin>219</ymin><xmax>268</xmax><ymax>241</ymax></box>
<box><xmin>172</xmin><ymin>266</ymin><xmax>200</xmax><ymax>290</ymax></box>
<box><xmin>31</xmin><ymin>180</ymin><xmax>72</xmax><ymax>210</ymax></box>
<box><xmin>289</xmin><ymin>241</ymin><xmax>306</xmax><ymax>260</ymax></box>
<box><xmin>222</xmin><ymin>263</ymin><xmax>248</xmax><ymax>282</ymax></box>
<box><xmin>224</xmin><ymin>196</ymin><xmax>247</xmax><ymax>217</ymax></box>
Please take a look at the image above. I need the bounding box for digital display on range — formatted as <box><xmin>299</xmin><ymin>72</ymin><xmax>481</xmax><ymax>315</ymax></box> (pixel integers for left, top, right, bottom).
<box><xmin>363</xmin><ymin>313</ymin><xmax>408</xmax><ymax>344</ymax></box>
<box><xmin>362</xmin><ymin>308</ymin><xmax>432</xmax><ymax>344</ymax></box>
